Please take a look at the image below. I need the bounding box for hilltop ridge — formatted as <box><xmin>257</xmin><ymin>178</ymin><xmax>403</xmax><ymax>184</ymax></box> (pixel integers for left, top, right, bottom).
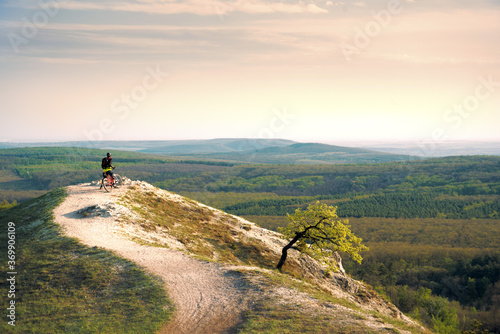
<box><xmin>0</xmin><ymin>139</ymin><xmax>416</xmax><ymax>164</ymax></box>
<box><xmin>49</xmin><ymin>179</ymin><xmax>426</xmax><ymax>333</ymax></box>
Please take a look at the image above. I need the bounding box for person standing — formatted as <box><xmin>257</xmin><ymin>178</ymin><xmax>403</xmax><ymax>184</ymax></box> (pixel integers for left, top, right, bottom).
<box><xmin>101</xmin><ymin>152</ymin><xmax>115</xmax><ymax>184</ymax></box>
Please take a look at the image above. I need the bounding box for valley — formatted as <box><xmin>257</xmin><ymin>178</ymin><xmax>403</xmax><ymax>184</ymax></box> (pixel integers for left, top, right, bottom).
<box><xmin>0</xmin><ymin>143</ymin><xmax>499</xmax><ymax>333</ymax></box>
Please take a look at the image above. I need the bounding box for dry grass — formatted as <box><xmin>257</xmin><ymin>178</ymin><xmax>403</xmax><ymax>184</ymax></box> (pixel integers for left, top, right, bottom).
<box><xmin>121</xmin><ymin>189</ymin><xmax>280</xmax><ymax>269</ymax></box>
<box><xmin>234</xmin><ymin>268</ymin><xmax>419</xmax><ymax>334</ymax></box>
<box><xmin>115</xmin><ymin>184</ymin><xmax>429</xmax><ymax>334</ymax></box>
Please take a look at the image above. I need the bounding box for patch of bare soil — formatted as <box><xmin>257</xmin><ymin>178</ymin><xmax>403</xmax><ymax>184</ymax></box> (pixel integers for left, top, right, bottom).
<box><xmin>54</xmin><ymin>182</ymin><xmax>250</xmax><ymax>334</ymax></box>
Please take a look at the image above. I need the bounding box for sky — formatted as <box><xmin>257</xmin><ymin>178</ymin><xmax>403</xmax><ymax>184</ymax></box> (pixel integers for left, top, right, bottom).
<box><xmin>1</xmin><ymin>0</ymin><xmax>499</xmax><ymax>145</ymax></box>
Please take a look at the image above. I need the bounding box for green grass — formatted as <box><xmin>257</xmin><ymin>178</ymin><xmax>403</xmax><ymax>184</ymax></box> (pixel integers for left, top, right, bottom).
<box><xmin>123</xmin><ymin>189</ymin><xmax>429</xmax><ymax>333</ymax></box>
<box><xmin>242</xmin><ymin>215</ymin><xmax>288</xmax><ymax>231</ymax></box>
<box><xmin>0</xmin><ymin>188</ymin><xmax>173</xmax><ymax>333</ymax></box>
<box><xmin>239</xmin><ymin>302</ymin><xmax>368</xmax><ymax>334</ymax></box>
<box><xmin>370</xmin><ymin>311</ymin><xmax>426</xmax><ymax>334</ymax></box>
<box><xmin>236</xmin><ymin>269</ymin><xmax>419</xmax><ymax>334</ymax></box>
<box><xmin>176</xmin><ymin>191</ymin><xmax>282</xmax><ymax>210</ymax></box>
<box><xmin>260</xmin><ymin>269</ymin><xmax>362</xmax><ymax>311</ymax></box>
<box><xmin>123</xmin><ymin>190</ymin><xmax>281</xmax><ymax>269</ymax></box>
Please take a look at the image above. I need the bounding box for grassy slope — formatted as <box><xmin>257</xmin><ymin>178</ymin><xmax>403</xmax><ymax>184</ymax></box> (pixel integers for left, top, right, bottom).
<box><xmin>122</xmin><ymin>186</ymin><xmax>428</xmax><ymax>334</ymax></box>
<box><xmin>0</xmin><ymin>188</ymin><xmax>173</xmax><ymax>333</ymax></box>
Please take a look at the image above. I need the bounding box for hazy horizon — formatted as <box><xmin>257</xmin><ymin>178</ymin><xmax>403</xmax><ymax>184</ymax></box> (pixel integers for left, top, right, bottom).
<box><xmin>1</xmin><ymin>0</ymin><xmax>499</xmax><ymax>144</ymax></box>
<box><xmin>1</xmin><ymin>137</ymin><xmax>500</xmax><ymax>145</ymax></box>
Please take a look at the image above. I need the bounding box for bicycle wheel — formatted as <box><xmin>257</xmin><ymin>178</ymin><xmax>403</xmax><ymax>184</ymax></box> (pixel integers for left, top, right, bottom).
<box><xmin>113</xmin><ymin>174</ymin><xmax>122</xmax><ymax>186</ymax></box>
<box><xmin>101</xmin><ymin>177</ymin><xmax>110</xmax><ymax>192</ymax></box>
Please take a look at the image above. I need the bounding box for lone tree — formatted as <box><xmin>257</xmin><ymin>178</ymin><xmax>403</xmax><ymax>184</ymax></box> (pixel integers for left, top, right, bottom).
<box><xmin>277</xmin><ymin>202</ymin><xmax>368</xmax><ymax>272</ymax></box>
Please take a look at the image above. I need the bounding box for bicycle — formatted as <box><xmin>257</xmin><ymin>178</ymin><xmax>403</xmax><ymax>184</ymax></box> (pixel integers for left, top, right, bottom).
<box><xmin>99</xmin><ymin>170</ymin><xmax>122</xmax><ymax>192</ymax></box>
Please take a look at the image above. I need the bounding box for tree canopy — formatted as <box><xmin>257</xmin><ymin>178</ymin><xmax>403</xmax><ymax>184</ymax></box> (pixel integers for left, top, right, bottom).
<box><xmin>277</xmin><ymin>202</ymin><xmax>368</xmax><ymax>272</ymax></box>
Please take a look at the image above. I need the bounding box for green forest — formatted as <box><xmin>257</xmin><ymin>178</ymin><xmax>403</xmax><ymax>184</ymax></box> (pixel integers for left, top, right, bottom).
<box><xmin>1</xmin><ymin>147</ymin><xmax>499</xmax><ymax>333</ymax></box>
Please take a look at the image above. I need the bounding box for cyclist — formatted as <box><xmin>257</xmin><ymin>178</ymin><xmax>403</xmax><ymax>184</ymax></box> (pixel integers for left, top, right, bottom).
<box><xmin>101</xmin><ymin>152</ymin><xmax>116</xmax><ymax>185</ymax></box>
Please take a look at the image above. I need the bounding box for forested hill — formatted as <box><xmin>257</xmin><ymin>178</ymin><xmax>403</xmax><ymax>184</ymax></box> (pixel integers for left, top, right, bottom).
<box><xmin>171</xmin><ymin>142</ymin><xmax>417</xmax><ymax>164</ymax></box>
<box><xmin>249</xmin><ymin>142</ymin><xmax>380</xmax><ymax>154</ymax></box>
<box><xmin>0</xmin><ymin>138</ymin><xmax>296</xmax><ymax>153</ymax></box>
<box><xmin>1</xmin><ymin>146</ymin><xmax>498</xmax><ymax>215</ymax></box>
<box><xmin>0</xmin><ymin>139</ymin><xmax>417</xmax><ymax>164</ymax></box>
<box><xmin>137</xmin><ymin>138</ymin><xmax>296</xmax><ymax>154</ymax></box>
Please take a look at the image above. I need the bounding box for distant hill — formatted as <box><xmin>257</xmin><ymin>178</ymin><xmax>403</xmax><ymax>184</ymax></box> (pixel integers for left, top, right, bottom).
<box><xmin>3</xmin><ymin>139</ymin><xmax>499</xmax><ymax>157</ymax></box>
<box><xmin>0</xmin><ymin>138</ymin><xmax>297</xmax><ymax>154</ymax></box>
<box><xmin>179</xmin><ymin>142</ymin><xmax>418</xmax><ymax>164</ymax></box>
<box><xmin>0</xmin><ymin>139</ymin><xmax>417</xmax><ymax>164</ymax></box>
<box><xmin>362</xmin><ymin>141</ymin><xmax>500</xmax><ymax>157</ymax></box>
<box><xmin>0</xmin><ymin>143</ymin><xmax>15</xmax><ymax>149</ymax></box>
<box><xmin>137</xmin><ymin>138</ymin><xmax>296</xmax><ymax>154</ymax></box>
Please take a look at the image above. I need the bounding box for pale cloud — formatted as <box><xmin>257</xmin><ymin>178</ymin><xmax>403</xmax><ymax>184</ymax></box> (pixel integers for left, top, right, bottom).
<box><xmin>5</xmin><ymin>0</ymin><xmax>499</xmax><ymax>15</ymax></box>
<box><xmin>366</xmin><ymin>53</ymin><xmax>500</xmax><ymax>66</ymax></box>
<box><xmin>36</xmin><ymin>57</ymin><xmax>102</xmax><ymax>65</ymax></box>
<box><xmin>56</xmin><ymin>0</ymin><xmax>328</xmax><ymax>15</ymax></box>
<box><xmin>3</xmin><ymin>6</ymin><xmax>498</xmax><ymax>67</ymax></box>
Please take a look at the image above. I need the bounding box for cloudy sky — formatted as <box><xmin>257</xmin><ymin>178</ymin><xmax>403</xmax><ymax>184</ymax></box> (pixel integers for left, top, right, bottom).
<box><xmin>1</xmin><ymin>0</ymin><xmax>499</xmax><ymax>144</ymax></box>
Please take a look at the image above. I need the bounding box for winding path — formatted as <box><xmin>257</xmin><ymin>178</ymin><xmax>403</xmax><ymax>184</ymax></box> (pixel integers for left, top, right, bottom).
<box><xmin>53</xmin><ymin>184</ymin><xmax>248</xmax><ymax>334</ymax></box>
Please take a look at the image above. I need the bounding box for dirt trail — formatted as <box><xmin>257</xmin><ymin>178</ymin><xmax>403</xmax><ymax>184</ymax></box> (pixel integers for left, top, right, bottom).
<box><xmin>53</xmin><ymin>183</ymin><xmax>248</xmax><ymax>334</ymax></box>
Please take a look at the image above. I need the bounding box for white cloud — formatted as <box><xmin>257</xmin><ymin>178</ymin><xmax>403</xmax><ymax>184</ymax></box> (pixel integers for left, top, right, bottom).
<box><xmin>55</xmin><ymin>0</ymin><xmax>328</xmax><ymax>15</ymax></box>
<box><xmin>353</xmin><ymin>2</ymin><xmax>366</xmax><ymax>7</ymax></box>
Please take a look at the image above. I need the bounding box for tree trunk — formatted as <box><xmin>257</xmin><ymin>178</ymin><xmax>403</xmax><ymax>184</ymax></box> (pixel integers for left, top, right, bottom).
<box><xmin>277</xmin><ymin>233</ymin><xmax>302</xmax><ymax>270</ymax></box>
